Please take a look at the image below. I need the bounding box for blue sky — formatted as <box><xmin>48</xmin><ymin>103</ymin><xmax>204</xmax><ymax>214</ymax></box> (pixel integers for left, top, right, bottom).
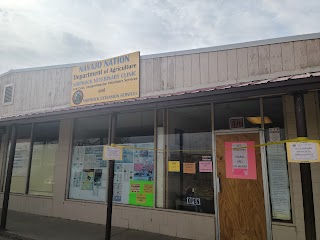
<box><xmin>0</xmin><ymin>0</ymin><xmax>319</xmax><ymax>74</ymax></box>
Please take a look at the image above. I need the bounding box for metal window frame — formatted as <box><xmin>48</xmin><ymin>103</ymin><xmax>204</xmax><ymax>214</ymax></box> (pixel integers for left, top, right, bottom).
<box><xmin>2</xmin><ymin>84</ymin><xmax>14</xmax><ymax>106</ymax></box>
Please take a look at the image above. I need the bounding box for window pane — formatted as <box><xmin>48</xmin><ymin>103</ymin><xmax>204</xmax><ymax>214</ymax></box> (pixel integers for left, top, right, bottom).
<box><xmin>29</xmin><ymin>122</ymin><xmax>60</xmax><ymax>196</ymax></box>
<box><xmin>114</xmin><ymin>110</ymin><xmax>154</xmax><ymax>207</ymax></box>
<box><xmin>9</xmin><ymin>124</ymin><xmax>32</xmax><ymax>193</ymax></box>
<box><xmin>69</xmin><ymin>115</ymin><xmax>109</xmax><ymax>202</ymax></box>
<box><xmin>214</xmin><ymin>100</ymin><xmax>260</xmax><ymax>130</ymax></box>
<box><xmin>167</xmin><ymin>105</ymin><xmax>214</xmax><ymax>214</ymax></box>
<box><xmin>264</xmin><ymin>97</ymin><xmax>292</xmax><ymax>221</ymax></box>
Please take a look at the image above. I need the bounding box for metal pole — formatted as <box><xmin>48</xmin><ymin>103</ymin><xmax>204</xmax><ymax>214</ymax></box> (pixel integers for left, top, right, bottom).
<box><xmin>0</xmin><ymin>125</ymin><xmax>17</xmax><ymax>230</ymax></box>
<box><xmin>105</xmin><ymin>113</ymin><xmax>117</xmax><ymax>240</ymax></box>
<box><xmin>294</xmin><ymin>92</ymin><xmax>316</xmax><ymax>240</ymax></box>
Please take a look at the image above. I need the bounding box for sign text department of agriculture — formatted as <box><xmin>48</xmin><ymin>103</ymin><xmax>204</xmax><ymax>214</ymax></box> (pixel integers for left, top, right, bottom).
<box><xmin>71</xmin><ymin>51</ymin><xmax>140</xmax><ymax>106</ymax></box>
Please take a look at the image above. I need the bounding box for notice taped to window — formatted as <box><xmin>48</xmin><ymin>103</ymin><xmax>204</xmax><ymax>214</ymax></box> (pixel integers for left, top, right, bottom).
<box><xmin>286</xmin><ymin>142</ymin><xmax>320</xmax><ymax>163</ymax></box>
<box><xmin>71</xmin><ymin>51</ymin><xmax>140</xmax><ymax>106</ymax></box>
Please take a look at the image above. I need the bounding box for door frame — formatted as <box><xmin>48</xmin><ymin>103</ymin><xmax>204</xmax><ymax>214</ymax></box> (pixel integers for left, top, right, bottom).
<box><xmin>213</xmin><ymin>129</ymin><xmax>272</xmax><ymax>240</ymax></box>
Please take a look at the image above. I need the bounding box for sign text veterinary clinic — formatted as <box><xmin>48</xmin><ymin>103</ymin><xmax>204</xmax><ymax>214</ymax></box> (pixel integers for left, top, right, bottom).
<box><xmin>71</xmin><ymin>51</ymin><xmax>140</xmax><ymax>106</ymax></box>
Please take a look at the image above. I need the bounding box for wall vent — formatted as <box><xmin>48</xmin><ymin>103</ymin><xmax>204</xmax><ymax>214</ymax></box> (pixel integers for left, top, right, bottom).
<box><xmin>3</xmin><ymin>84</ymin><xmax>14</xmax><ymax>105</ymax></box>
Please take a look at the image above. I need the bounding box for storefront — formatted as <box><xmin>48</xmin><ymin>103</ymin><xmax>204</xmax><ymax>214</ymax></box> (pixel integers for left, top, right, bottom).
<box><xmin>1</xmin><ymin>33</ymin><xmax>320</xmax><ymax>240</ymax></box>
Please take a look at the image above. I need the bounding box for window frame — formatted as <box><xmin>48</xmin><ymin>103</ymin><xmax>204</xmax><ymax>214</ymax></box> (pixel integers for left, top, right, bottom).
<box><xmin>2</xmin><ymin>83</ymin><xmax>14</xmax><ymax>106</ymax></box>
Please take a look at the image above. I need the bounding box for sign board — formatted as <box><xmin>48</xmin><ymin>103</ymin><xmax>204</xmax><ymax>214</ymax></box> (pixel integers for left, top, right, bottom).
<box><xmin>286</xmin><ymin>142</ymin><xmax>320</xmax><ymax>163</ymax></box>
<box><xmin>229</xmin><ymin>117</ymin><xmax>245</xmax><ymax>129</ymax></box>
<box><xmin>168</xmin><ymin>161</ymin><xmax>180</xmax><ymax>172</ymax></box>
<box><xmin>199</xmin><ymin>161</ymin><xmax>213</xmax><ymax>172</ymax></box>
<box><xmin>187</xmin><ymin>197</ymin><xmax>201</xmax><ymax>206</ymax></box>
<box><xmin>103</xmin><ymin>146</ymin><xmax>123</xmax><ymax>160</ymax></box>
<box><xmin>71</xmin><ymin>51</ymin><xmax>140</xmax><ymax>106</ymax></box>
<box><xmin>225</xmin><ymin>141</ymin><xmax>257</xmax><ymax>179</ymax></box>
<box><xmin>183</xmin><ymin>163</ymin><xmax>196</xmax><ymax>174</ymax></box>
<box><xmin>269</xmin><ymin>128</ymin><xmax>281</xmax><ymax>142</ymax></box>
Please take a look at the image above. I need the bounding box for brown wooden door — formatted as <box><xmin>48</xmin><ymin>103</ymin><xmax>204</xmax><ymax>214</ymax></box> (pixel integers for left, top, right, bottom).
<box><xmin>216</xmin><ymin>133</ymin><xmax>267</xmax><ymax>240</ymax></box>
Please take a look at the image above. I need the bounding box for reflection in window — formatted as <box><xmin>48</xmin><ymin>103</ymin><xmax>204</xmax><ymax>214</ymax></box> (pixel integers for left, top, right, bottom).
<box><xmin>167</xmin><ymin>105</ymin><xmax>214</xmax><ymax>214</ymax></box>
<box><xmin>69</xmin><ymin>115</ymin><xmax>109</xmax><ymax>202</ymax></box>
<box><xmin>29</xmin><ymin>122</ymin><xmax>60</xmax><ymax>196</ymax></box>
<box><xmin>114</xmin><ymin>110</ymin><xmax>154</xmax><ymax>207</ymax></box>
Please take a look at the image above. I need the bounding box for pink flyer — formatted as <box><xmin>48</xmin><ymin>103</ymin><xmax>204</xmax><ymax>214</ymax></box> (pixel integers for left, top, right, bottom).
<box><xmin>199</xmin><ymin>161</ymin><xmax>213</xmax><ymax>172</ymax></box>
<box><xmin>225</xmin><ymin>141</ymin><xmax>256</xmax><ymax>180</ymax></box>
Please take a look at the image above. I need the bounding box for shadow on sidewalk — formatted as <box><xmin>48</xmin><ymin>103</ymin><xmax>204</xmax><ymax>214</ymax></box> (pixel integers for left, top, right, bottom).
<box><xmin>0</xmin><ymin>210</ymin><xmax>185</xmax><ymax>240</ymax></box>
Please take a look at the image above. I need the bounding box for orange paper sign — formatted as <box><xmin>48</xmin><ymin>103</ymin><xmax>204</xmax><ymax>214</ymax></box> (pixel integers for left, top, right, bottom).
<box><xmin>183</xmin><ymin>163</ymin><xmax>196</xmax><ymax>174</ymax></box>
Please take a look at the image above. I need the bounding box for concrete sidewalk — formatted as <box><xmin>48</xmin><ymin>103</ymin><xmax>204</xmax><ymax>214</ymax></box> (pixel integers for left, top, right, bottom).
<box><xmin>0</xmin><ymin>210</ymin><xmax>185</xmax><ymax>240</ymax></box>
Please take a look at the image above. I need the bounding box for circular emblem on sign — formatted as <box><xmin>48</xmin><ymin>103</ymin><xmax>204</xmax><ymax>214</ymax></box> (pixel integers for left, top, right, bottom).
<box><xmin>72</xmin><ymin>90</ymin><xmax>83</xmax><ymax>105</ymax></box>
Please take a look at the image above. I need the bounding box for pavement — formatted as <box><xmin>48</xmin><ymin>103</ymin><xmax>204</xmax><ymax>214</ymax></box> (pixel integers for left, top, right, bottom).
<box><xmin>0</xmin><ymin>210</ymin><xmax>185</xmax><ymax>240</ymax></box>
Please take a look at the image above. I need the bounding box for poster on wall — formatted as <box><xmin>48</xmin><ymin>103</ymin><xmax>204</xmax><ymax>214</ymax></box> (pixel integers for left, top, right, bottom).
<box><xmin>71</xmin><ymin>51</ymin><xmax>140</xmax><ymax>106</ymax></box>
<box><xmin>225</xmin><ymin>141</ymin><xmax>256</xmax><ymax>180</ymax></box>
<box><xmin>267</xmin><ymin>128</ymin><xmax>291</xmax><ymax>220</ymax></box>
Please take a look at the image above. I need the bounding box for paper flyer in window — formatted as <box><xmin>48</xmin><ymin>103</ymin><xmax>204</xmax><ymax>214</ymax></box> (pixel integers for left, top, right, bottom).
<box><xmin>81</xmin><ymin>169</ymin><xmax>94</xmax><ymax>190</ymax></box>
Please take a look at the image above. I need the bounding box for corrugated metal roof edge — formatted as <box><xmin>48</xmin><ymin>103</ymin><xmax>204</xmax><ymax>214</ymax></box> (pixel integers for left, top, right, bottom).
<box><xmin>1</xmin><ymin>71</ymin><xmax>320</xmax><ymax>122</ymax></box>
<box><xmin>1</xmin><ymin>32</ymin><xmax>320</xmax><ymax>77</ymax></box>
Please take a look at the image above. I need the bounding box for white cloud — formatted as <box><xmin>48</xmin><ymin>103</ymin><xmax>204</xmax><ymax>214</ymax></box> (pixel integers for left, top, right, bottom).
<box><xmin>0</xmin><ymin>0</ymin><xmax>319</xmax><ymax>74</ymax></box>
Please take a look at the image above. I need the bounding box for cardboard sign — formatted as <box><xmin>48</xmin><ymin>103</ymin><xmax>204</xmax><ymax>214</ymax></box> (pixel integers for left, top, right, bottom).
<box><xmin>286</xmin><ymin>142</ymin><xmax>320</xmax><ymax>163</ymax></box>
<box><xmin>103</xmin><ymin>146</ymin><xmax>123</xmax><ymax>160</ymax></box>
<box><xmin>168</xmin><ymin>161</ymin><xmax>180</xmax><ymax>172</ymax></box>
<box><xmin>225</xmin><ymin>141</ymin><xmax>257</xmax><ymax>180</ymax></box>
<box><xmin>183</xmin><ymin>163</ymin><xmax>196</xmax><ymax>174</ymax></box>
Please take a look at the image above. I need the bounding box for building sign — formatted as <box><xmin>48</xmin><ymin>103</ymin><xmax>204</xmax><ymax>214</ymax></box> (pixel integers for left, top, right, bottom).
<box><xmin>286</xmin><ymin>142</ymin><xmax>320</xmax><ymax>163</ymax></box>
<box><xmin>187</xmin><ymin>197</ymin><xmax>201</xmax><ymax>206</ymax></box>
<box><xmin>229</xmin><ymin>117</ymin><xmax>245</xmax><ymax>129</ymax></box>
<box><xmin>225</xmin><ymin>141</ymin><xmax>257</xmax><ymax>180</ymax></box>
<box><xmin>71</xmin><ymin>51</ymin><xmax>140</xmax><ymax>106</ymax></box>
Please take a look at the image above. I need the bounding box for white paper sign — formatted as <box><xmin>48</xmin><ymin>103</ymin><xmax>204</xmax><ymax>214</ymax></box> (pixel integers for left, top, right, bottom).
<box><xmin>269</xmin><ymin>128</ymin><xmax>281</xmax><ymax>142</ymax></box>
<box><xmin>232</xmin><ymin>143</ymin><xmax>248</xmax><ymax>170</ymax></box>
<box><xmin>103</xmin><ymin>146</ymin><xmax>123</xmax><ymax>160</ymax></box>
<box><xmin>288</xmin><ymin>142</ymin><xmax>319</xmax><ymax>162</ymax></box>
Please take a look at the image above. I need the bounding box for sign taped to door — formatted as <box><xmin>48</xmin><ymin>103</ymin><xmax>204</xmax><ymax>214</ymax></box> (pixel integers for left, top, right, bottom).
<box><xmin>225</xmin><ymin>141</ymin><xmax>257</xmax><ymax>180</ymax></box>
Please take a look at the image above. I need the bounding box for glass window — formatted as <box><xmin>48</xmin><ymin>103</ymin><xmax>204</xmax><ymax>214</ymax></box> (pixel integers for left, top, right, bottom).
<box><xmin>28</xmin><ymin>122</ymin><xmax>60</xmax><ymax>196</ymax></box>
<box><xmin>214</xmin><ymin>100</ymin><xmax>261</xmax><ymax>130</ymax></box>
<box><xmin>8</xmin><ymin>124</ymin><xmax>32</xmax><ymax>193</ymax></box>
<box><xmin>114</xmin><ymin>110</ymin><xmax>154</xmax><ymax>207</ymax></box>
<box><xmin>69</xmin><ymin>115</ymin><xmax>109</xmax><ymax>202</ymax></box>
<box><xmin>263</xmin><ymin>97</ymin><xmax>292</xmax><ymax>221</ymax></box>
<box><xmin>167</xmin><ymin>105</ymin><xmax>214</xmax><ymax>214</ymax></box>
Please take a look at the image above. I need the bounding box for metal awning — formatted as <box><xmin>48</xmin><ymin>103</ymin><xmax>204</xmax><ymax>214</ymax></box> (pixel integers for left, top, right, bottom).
<box><xmin>1</xmin><ymin>71</ymin><xmax>320</xmax><ymax>125</ymax></box>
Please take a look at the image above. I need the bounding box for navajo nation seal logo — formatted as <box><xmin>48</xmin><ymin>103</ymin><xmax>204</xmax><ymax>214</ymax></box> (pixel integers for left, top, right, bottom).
<box><xmin>72</xmin><ymin>90</ymin><xmax>84</xmax><ymax>105</ymax></box>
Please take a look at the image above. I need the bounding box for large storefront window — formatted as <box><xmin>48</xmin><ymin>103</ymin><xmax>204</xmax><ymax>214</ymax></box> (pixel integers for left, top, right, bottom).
<box><xmin>69</xmin><ymin>115</ymin><xmax>109</xmax><ymax>202</ymax></box>
<box><xmin>114</xmin><ymin>110</ymin><xmax>154</xmax><ymax>207</ymax></box>
<box><xmin>9</xmin><ymin>124</ymin><xmax>32</xmax><ymax>193</ymax></box>
<box><xmin>5</xmin><ymin>123</ymin><xmax>60</xmax><ymax>195</ymax></box>
<box><xmin>167</xmin><ymin>105</ymin><xmax>214</xmax><ymax>214</ymax></box>
<box><xmin>29</xmin><ymin>122</ymin><xmax>60</xmax><ymax>196</ymax></box>
<box><xmin>263</xmin><ymin>97</ymin><xmax>292</xmax><ymax>221</ymax></box>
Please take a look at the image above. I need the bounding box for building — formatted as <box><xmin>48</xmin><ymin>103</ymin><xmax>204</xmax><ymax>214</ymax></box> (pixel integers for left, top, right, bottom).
<box><xmin>1</xmin><ymin>33</ymin><xmax>320</xmax><ymax>240</ymax></box>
